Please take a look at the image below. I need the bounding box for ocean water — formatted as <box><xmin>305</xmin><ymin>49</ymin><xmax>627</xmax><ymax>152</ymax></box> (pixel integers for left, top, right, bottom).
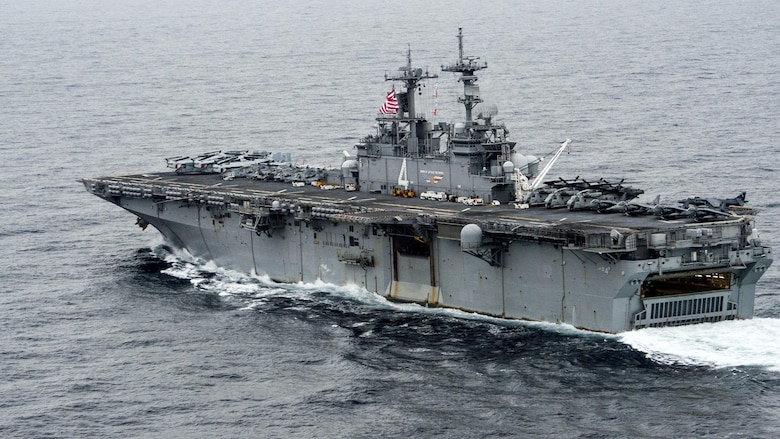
<box><xmin>2</xmin><ymin>0</ymin><xmax>780</xmax><ymax>437</ymax></box>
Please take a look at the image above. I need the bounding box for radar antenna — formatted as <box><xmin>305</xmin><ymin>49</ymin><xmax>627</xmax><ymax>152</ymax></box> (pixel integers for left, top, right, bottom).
<box><xmin>384</xmin><ymin>46</ymin><xmax>438</xmax><ymax>153</ymax></box>
<box><xmin>441</xmin><ymin>27</ymin><xmax>488</xmax><ymax>121</ymax></box>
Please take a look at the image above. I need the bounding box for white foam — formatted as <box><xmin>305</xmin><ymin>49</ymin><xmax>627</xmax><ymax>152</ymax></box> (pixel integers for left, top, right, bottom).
<box><xmin>149</xmin><ymin>246</ymin><xmax>648</xmax><ymax>345</ymax></box>
<box><xmin>619</xmin><ymin>318</ymin><xmax>780</xmax><ymax>371</ymax></box>
<box><xmin>150</xmin><ymin>246</ymin><xmax>378</xmax><ymax>307</ymax></box>
<box><xmin>161</xmin><ymin>247</ymin><xmax>780</xmax><ymax>371</ymax></box>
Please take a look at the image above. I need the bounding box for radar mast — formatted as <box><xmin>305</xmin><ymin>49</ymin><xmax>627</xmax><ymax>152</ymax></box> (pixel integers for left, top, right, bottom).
<box><xmin>441</xmin><ymin>27</ymin><xmax>488</xmax><ymax>122</ymax></box>
<box><xmin>384</xmin><ymin>45</ymin><xmax>438</xmax><ymax>154</ymax></box>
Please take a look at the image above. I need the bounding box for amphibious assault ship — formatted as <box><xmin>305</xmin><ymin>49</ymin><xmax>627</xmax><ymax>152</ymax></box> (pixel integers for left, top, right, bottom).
<box><xmin>82</xmin><ymin>29</ymin><xmax>772</xmax><ymax>333</ymax></box>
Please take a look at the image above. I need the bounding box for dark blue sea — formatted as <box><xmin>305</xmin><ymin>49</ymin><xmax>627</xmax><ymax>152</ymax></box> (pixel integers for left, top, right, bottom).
<box><xmin>2</xmin><ymin>0</ymin><xmax>780</xmax><ymax>437</ymax></box>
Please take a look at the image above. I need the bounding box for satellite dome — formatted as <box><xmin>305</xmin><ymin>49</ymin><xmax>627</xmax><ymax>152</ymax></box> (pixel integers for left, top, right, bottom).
<box><xmin>525</xmin><ymin>155</ymin><xmax>539</xmax><ymax>175</ymax></box>
<box><xmin>341</xmin><ymin>159</ymin><xmax>358</xmax><ymax>177</ymax></box>
<box><xmin>509</xmin><ymin>153</ymin><xmax>528</xmax><ymax>172</ymax></box>
<box><xmin>460</xmin><ymin>224</ymin><xmax>482</xmax><ymax>251</ymax></box>
<box><xmin>341</xmin><ymin>159</ymin><xmax>358</xmax><ymax>170</ymax></box>
<box><xmin>502</xmin><ymin>160</ymin><xmax>515</xmax><ymax>174</ymax></box>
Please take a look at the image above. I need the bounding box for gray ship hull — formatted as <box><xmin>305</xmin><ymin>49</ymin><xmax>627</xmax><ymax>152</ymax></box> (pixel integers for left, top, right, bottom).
<box><xmin>83</xmin><ymin>174</ymin><xmax>773</xmax><ymax>333</ymax></box>
<box><xmin>81</xmin><ymin>29</ymin><xmax>773</xmax><ymax>332</ymax></box>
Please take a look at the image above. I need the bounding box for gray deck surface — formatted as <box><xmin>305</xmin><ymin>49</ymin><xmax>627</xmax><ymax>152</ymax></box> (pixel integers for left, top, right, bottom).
<box><xmin>111</xmin><ymin>171</ymin><xmax>713</xmax><ymax>234</ymax></box>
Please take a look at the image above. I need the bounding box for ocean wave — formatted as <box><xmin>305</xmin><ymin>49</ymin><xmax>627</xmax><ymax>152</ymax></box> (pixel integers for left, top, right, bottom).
<box><xmin>150</xmin><ymin>243</ymin><xmax>604</xmax><ymax>332</ymax></box>
<box><xmin>149</xmin><ymin>244</ymin><xmax>780</xmax><ymax>372</ymax></box>
<box><xmin>619</xmin><ymin>318</ymin><xmax>780</xmax><ymax>372</ymax></box>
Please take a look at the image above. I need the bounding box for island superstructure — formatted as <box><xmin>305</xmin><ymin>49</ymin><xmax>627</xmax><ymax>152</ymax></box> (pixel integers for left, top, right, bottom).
<box><xmin>82</xmin><ymin>29</ymin><xmax>772</xmax><ymax>333</ymax></box>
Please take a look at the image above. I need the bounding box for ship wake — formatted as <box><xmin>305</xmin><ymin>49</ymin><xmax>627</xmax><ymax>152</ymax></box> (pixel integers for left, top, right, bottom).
<box><xmin>149</xmin><ymin>242</ymin><xmax>780</xmax><ymax>372</ymax></box>
<box><xmin>619</xmin><ymin>318</ymin><xmax>780</xmax><ymax>372</ymax></box>
<box><xmin>151</xmin><ymin>243</ymin><xmax>407</xmax><ymax>313</ymax></box>
<box><xmin>148</xmin><ymin>243</ymin><xmax>592</xmax><ymax>333</ymax></box>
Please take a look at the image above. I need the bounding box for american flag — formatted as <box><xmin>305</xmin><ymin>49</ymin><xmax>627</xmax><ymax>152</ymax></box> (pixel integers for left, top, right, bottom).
<box><xmin>380</xmin><ymin>88</ymin><xmax>398</xmax><ymax>114</ymax></box>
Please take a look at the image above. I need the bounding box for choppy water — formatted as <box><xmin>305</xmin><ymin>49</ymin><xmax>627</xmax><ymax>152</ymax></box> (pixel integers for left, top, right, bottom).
<box><xmin>2</xmin><ymin>0</ymin><xmax>779</xmax><ymax>437</ymax></box>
